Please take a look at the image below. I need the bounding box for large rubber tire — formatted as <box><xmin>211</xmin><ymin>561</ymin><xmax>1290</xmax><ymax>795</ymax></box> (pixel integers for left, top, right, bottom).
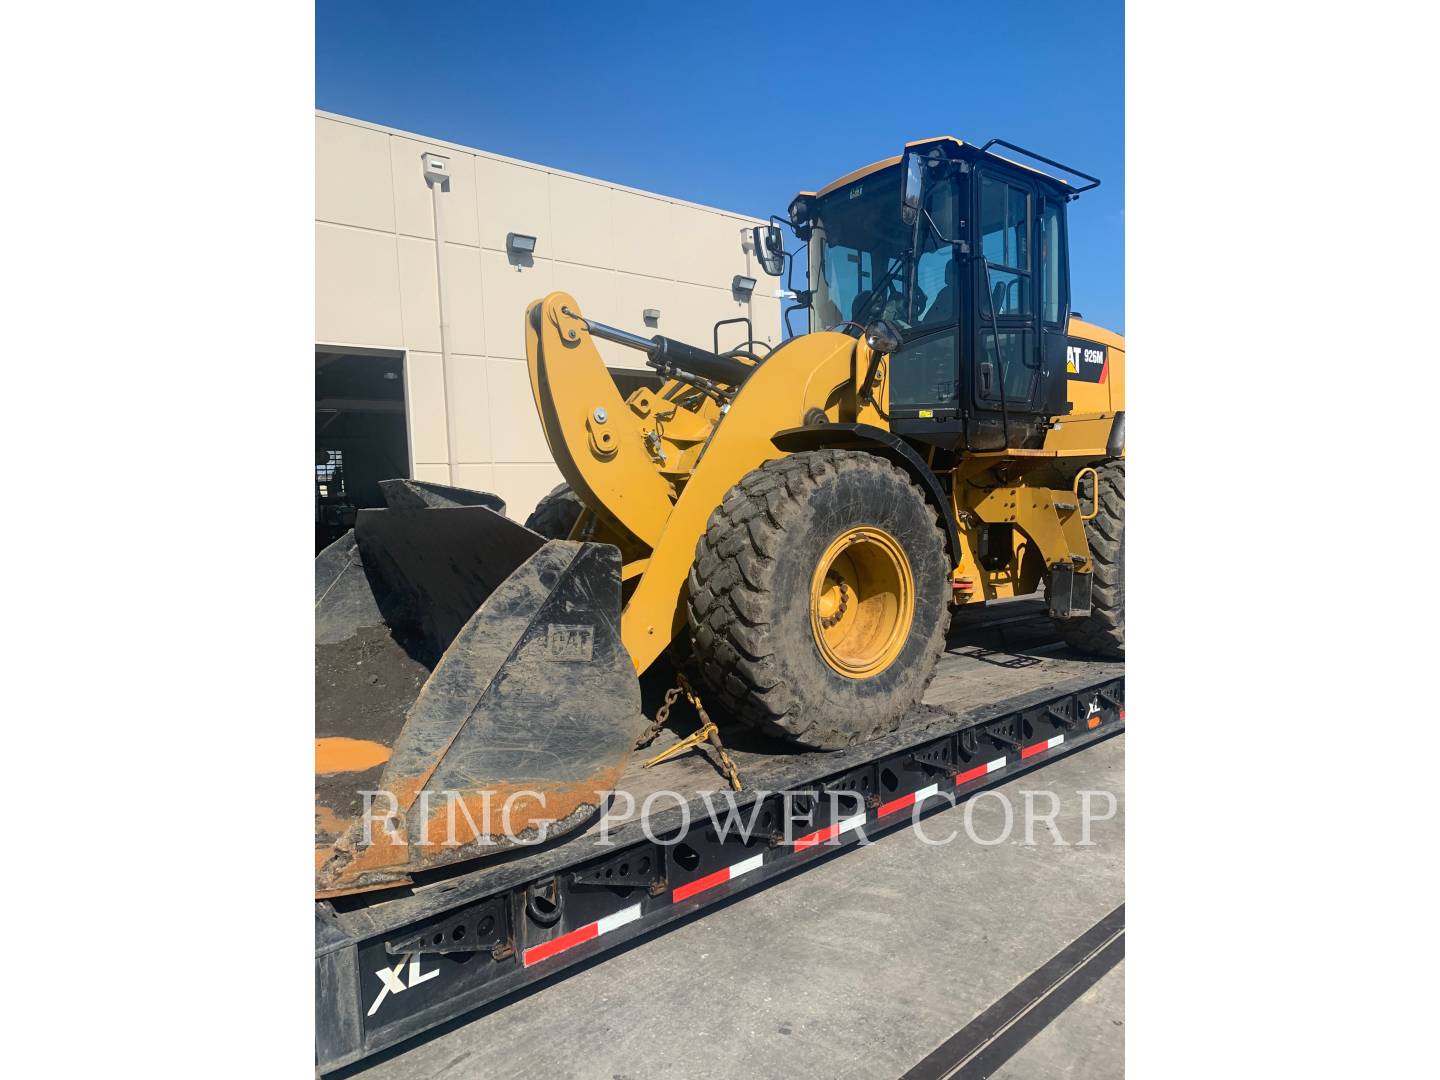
<box><xmin>1053</xmin><ymin>458</ymin><xmax>1125</xmax><ymax>657</ymax></box>
<box><xmin>524</xmin><ymin>483</ymin><xmax>584</xmax><ymax>540</ymax></box>
<box><xmin>687</xmin><ymin>450</ymin><xmax>950</xmax><ymax>749</ymax></box>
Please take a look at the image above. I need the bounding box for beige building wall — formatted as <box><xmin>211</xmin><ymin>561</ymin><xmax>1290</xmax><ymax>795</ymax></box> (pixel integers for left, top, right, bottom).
<box><xmin>315</xmin><ymin>111</ymin><xmax>782</xmax><ymax>520</ymax></box>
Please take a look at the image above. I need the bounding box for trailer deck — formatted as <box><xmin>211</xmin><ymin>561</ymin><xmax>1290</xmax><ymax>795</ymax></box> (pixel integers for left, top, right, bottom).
<box><xmin>316</xmin><ymin>596</ymin><xmax>1124</xmax><ymax>1073</ymax></box>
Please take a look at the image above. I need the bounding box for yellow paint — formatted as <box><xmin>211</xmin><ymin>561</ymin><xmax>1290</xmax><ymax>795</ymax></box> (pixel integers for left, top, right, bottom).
<box><xmin>1043</xmin><ymin>413</ymin><xmax>1116</xmax><ymax>456</ymax></box>
<box><xmin>815</xmin><ymin>154</ymin><xmax>903</xmax><ymax>198</ymax></box>
<box><xmin>1064</xmin><ymin>317</ymin><xmax>1126</xmax><ymax>420</ymax></box>
<box><xmin>962</xmin><ymin>482</ymin><xmax>1091</xmax><ymax>575</ymax></box>
<box><xmin>810</xmin><ymin>527</ymin><xmax>915</xmax><ymax>679</ymax></box>
<box><xmin>805</xmin><ymin>136</ymin><xmax>1076</xmax><ymax>208</ymax></box>
<box><xmin>315</xmin><ymin>737</ymin><xmax>392</xmax><ymax>774</ymax></box>
<box><xmin>526</xmin><ymin>290</ymin><xmax>862</xmax><ymax>675</ymax></box>
<box><xmin>521</xmin><ymin>226</ymin><xmax>1128</xmax><ymax>673</ymax></box>
<box><xmin>617</xmin><ymin>331</ymin><xmax>857</xmax><ymax>673</ymax></box>
<box><xmin>526</xmin><ymin>294</ymin><xmax>675</xmax><ymax>547</ymax></box>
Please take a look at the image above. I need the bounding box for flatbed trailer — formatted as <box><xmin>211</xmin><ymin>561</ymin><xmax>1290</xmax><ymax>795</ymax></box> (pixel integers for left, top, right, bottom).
<box><xmin>315</xmin><ymin>597</ymin><xmax>1125</xmax><ymax>1073</ymax></box>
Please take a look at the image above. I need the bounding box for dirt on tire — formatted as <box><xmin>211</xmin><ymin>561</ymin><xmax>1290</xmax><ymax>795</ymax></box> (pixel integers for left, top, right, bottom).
<box><xmin>1052</xmin><ymin>457</ymin><xmax>1124</xmax><ymax>657</ymax></box>
<box><xmin>686</xmin><ymin>449</ymin><xmax>950</xmax><ymax>749</ymax></box>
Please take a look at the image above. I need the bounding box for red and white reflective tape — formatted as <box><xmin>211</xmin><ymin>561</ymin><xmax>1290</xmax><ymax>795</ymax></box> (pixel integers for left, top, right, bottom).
<box><xmin>525</xmin><ymin>723</ymin><xmax>1097</xmax><ymax>967</ymax></box>
<box><xmin>671</xmin><ymin>852</ymin><xmax>764</xmax><ymax>903</ymax></box>
<box><xmin>877</xmin><ymin>782</ymin><xmax>940</xmax><ymax>819</ymax></box>
<box><xmin>522</xmin><ymin>902</ymin><xmax>641</xmax><ymax>967</ymax></box>
<box><xmin>792</xmin><ymin>812</ymin><xmax>868</xmax><ymax>851</ymax></box>
<box><xmin>955</xmin><ymin>756</ymin><xmax>1008</xmax><ymax>786</ymax></box>
<box><xmin>1020</xmin><ymin>733</ymin><xmax>1065</xmax><ymax>759</ymax></box>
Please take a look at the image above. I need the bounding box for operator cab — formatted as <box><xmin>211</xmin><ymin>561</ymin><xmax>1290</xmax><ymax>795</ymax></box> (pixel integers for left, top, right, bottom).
<box><xmin>776</xmin><ymin>137</ymin><xmax>1099</xmax><ymax>451</ymax></box>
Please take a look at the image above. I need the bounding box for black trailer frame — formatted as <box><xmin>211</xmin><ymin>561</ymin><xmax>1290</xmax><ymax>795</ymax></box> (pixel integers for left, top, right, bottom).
<box><xmin>316</xmin><ymin>653</ymin><xmax>1123</xmax><ymax>1073</ymax></box>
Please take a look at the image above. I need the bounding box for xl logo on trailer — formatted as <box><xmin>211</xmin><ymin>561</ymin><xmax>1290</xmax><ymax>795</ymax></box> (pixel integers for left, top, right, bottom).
<box><xmin>367</xmin><ymin>954</ymin><xmax>439</xmax><ymax>1017</ymax></box>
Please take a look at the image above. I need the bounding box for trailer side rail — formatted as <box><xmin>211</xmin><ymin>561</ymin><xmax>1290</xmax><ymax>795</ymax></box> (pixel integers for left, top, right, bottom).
<box><xmin>317</xmin><ymin>676</ymin><xmax>1124</xmax><ymax>1072</ymax></box>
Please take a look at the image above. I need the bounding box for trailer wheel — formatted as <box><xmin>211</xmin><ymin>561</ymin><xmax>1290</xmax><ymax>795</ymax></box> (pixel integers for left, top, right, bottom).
<box><xmin>687</xmin><ymin>450</ymin><xmax>950</xmax><ymax>748</ymax></box>
<box><xmin>1053</xmin><ymin>458</ymin><xmax>1125</xmax><ymax>657</ymax></box>
<box><xmin>524</xmin><ymin>483</ymin><xmax>583</xmax><ymax>540</ymax></box>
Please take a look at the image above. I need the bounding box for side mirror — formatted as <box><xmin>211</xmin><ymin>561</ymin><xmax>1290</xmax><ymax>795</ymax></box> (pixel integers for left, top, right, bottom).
<box><xmin>752</xmin><ymin>225</ymin><xmax>785</xmax><ymax>277</ymax></box>
<box><xmin>900</xmin><ymin>152</ymin><xmax>924</xmax><ymax>225</ymax></box>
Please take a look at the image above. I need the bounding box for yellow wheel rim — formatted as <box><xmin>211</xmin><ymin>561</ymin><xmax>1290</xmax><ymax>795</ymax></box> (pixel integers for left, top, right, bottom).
<box><xmin>809</xmin><ymin>527</ymin><xmax>915</xmax><ymax>679</ymax></box>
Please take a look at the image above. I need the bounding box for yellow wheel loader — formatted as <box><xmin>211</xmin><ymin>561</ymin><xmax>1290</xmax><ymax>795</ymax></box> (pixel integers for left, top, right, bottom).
<box><xmin>315</xmin><ymin>136</ymin><xmax>1124</xmax><ymax>896</ymax></box>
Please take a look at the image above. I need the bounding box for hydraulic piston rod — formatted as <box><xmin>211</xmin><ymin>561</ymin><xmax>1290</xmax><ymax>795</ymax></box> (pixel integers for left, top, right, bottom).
<box><xmin>562</xmin><ymin>307</ymin><xmax>753</xmax><ymax>388</ymax></box>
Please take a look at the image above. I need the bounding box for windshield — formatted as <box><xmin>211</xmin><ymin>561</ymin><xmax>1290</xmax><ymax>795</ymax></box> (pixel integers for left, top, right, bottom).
<box><xmin>807</xmin><ymin>165</ymin><xmax>959</xmax><ymax>337</ymax></box>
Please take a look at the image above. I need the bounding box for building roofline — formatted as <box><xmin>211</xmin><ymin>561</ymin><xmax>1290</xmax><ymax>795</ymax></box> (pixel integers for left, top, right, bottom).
<box><xmin>316</xmin><ymin>110</ymin><xmax>767</xmax><ymax>225</ymax></box>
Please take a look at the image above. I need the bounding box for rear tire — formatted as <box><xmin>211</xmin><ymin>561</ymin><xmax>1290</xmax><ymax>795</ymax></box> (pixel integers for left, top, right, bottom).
<box><xmin>524</xmin><ymin>483</ymin><xmax>584</xmax><ymax>540</ymax></box>
<box><xmin>687</xmin><ymin>450</ymin><xmax>950</xmax><ymax>749</ymax></box>
<box><xmin>1053</xmin><ymin>458</ymin><xmax>1124</xmax><ymax>657</ymax></box>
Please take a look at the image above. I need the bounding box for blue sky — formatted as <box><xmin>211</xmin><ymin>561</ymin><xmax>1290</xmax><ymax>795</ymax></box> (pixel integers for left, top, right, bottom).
<box><xmin>317</xmin><ymin>0</ymin><xmax>1123</xmax><ymax>332</ymax></box>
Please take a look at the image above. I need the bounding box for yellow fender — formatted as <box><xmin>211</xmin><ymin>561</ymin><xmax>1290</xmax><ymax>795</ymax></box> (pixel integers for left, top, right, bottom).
<box><xmin>527</xmin><ymin>290</ymin><xmax>860</xmax><ymax>675</ymax></box>
<box><xmin>618</xmin><ymin>336</ymin><xmax>857</xmax><ymax>673</ymax></box>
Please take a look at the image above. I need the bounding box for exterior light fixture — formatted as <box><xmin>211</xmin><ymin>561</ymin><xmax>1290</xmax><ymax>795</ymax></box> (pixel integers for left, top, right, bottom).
<box><xmin>421</xmin><ymin>153</ymin><xmax>450</xmax><ymax>183</ymax></box>
<box><xmin>732</xmin><ymin>275</ymin><xmax>758</xmax><ymax>295</ymax></box>
<box><xmin>642</xmin><ymin>308</ymin><xmax>661</xmax><ymax>322</ymax></box>
<box><xmin>507</xmin><ymin>232</ymin><xmax>538</xmax><ymax>255</ymax></box>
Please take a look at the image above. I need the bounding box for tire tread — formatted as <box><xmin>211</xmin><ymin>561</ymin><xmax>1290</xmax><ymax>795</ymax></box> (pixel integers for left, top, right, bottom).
<box><xmin>687</xmin><ymin>450</ymin><xmax>948</xmax><ymax>747</ymax></box>
<box><xmin>1053</xmin><ymin>459</ymin><xmax>1125</xmax><ymax>657</ymax></box>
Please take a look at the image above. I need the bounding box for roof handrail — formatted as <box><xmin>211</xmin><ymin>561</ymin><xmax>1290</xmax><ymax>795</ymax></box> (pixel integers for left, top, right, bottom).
<box><xmin>977</xmin><ymin>138</ymin><xmax>1101</xmax><ymax>194</ymax></box>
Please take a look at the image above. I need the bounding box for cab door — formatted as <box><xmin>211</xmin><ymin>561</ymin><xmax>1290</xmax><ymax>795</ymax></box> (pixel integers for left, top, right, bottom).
<box><xmin>1036</xmin><ymin>194</ymin><xmax>1072</xmax><ymax>419</ymax></box>
<box><xmin>969</xmin><ymin>171</ymin><xmax>1052</xmax><ymax>445</ymax></box>
<box><xmin>885</xmin><ymin>169</ymin><xmax>964</xmax><ymax>423</ymax></box>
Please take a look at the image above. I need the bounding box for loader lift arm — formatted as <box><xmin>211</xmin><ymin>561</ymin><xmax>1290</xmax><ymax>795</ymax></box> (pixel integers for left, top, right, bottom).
<box><xmin>526</xmin><ymin>291</ymin><xmax>867</xmax><ymax>676</ymax></box>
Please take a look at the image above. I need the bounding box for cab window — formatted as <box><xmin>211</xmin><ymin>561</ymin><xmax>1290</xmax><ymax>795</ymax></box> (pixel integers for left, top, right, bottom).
<box><xmin>979</xmin><ymin>176</ymin><xmax>1031</xmax><ymax>316</ymax></box>
<box><xmin>888</xmin><ymin>332</ymin><xmax>958</xmax><ymax>411</ymax></box>
<box><xmin>978</xmin><ymin>329</ymin><xmax>1038</xmax><ymax>402</ymax></box>
<box><xmin>1041</xmin><ymin>199</ymin><xmax>1066</xmax><ymax>325</ymax></box>
<box><xmin>813</xmin><ymin>239</ymin><xmax>872</xmax><ymax>329</ymax></box>
<box><xmin>912</xmin><ymin>176</ymin><xmax>961</xmax><ymax>329</ymax></box>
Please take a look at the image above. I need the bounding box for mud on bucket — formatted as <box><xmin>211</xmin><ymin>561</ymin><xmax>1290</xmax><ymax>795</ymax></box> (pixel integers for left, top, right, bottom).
<box><xmin>314</xmin><ymin>495</ymin><xmax>643</xmax><ymax>897</ymax></box>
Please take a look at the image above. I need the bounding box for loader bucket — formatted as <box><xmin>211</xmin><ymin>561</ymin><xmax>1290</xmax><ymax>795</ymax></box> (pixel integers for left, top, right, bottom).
<box><xmin>315</xmin><ymin>487</ymin><xmax>645</xmax><ymax>898</ymax></box>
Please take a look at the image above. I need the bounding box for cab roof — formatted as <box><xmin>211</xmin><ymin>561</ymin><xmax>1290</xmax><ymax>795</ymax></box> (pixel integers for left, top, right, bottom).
<box><xmin>797</xmin><ymin>136</ymin><xmax>1085</xmax><ymax>205</ymax></box>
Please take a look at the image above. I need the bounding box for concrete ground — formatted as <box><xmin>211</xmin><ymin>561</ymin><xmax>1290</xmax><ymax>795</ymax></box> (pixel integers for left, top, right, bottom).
<box><xmin>348</xmin><ymin>733</ymin><xmax>1125</xmax><ymax>1079</ymax></box>
<box><xmin>994</xmin><ymin>961</ymin><xmax>1125</xmax><ymax>1080</ymax></box>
